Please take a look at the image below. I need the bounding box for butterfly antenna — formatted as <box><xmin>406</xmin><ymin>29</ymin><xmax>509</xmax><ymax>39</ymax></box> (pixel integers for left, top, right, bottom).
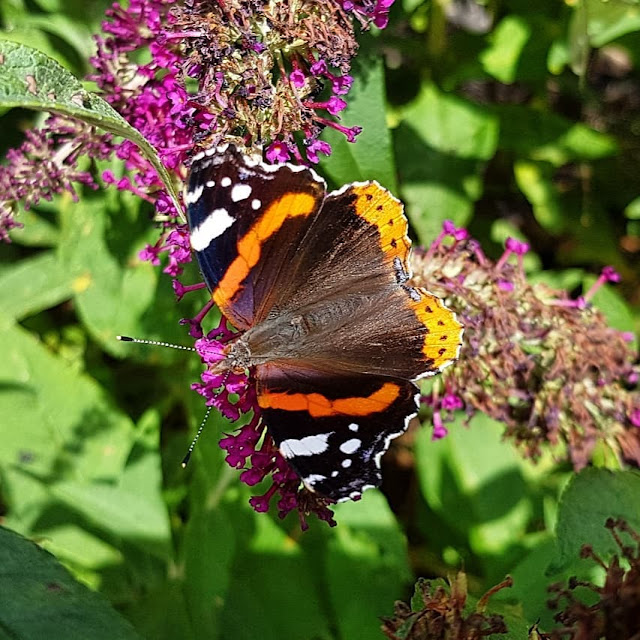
<box><xmin>181</xmin><ymin>405</ymin><xmax>213</xmax><ymax>468</ymax></box>
<box><xmin>117</xmin><ymin>335</ymin><xmax>196</xmax><ymax>352</ymax></box>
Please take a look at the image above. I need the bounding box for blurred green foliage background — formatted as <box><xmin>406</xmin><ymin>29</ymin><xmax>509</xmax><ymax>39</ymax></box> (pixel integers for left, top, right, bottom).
<box><xmin>1</xmin><ymin>0</ymin><xmax>639</xmax><ymax>638</ymax></box>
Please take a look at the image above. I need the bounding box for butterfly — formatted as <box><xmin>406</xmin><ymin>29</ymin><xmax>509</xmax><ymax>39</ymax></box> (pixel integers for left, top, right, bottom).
<box><xmin>185</xmin><ymin>144</ymin><xmax>463</xmax><ymax>501</ymax></box>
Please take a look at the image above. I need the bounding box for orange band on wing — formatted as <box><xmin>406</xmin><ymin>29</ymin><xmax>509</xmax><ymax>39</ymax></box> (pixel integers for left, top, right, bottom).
<box><xmin>258</xmin><ymin>381</ymin><xmax>401</xmax><ymax>417</ymax></box>
<box><xmin>213</xmin><ymin>192</ymin><xmax>317</xmax><ymax>308</ymax></box>
<box><xmin>411</xmin><ymin>290</ymin><xmax>463</xmax><ymax>371</ymax></box>
<box><xmin>352</xmin><ymin>183</ymin><xmax>411</xmax><ymax>264</ymax></box>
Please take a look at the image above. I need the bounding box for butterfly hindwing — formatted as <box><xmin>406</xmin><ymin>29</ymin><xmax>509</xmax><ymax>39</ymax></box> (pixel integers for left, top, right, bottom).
<box><xmin>256</xmin><ymin>362</ymin><xmax>419</xmax><ymax>501</ymax></box>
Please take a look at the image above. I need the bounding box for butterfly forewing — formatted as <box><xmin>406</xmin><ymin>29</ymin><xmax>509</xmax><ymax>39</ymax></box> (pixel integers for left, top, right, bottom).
<box><xmin>186</xmin><ymin>146</ymin><xmax>325</xmax><ymax>329</ymax></box>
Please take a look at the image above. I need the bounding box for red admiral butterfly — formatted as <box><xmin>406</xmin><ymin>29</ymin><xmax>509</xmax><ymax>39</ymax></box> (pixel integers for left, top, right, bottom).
<box><xmin>186</xmin><ymin>144</ymin><xmax>463</xmax><ymax>502</ymax></box>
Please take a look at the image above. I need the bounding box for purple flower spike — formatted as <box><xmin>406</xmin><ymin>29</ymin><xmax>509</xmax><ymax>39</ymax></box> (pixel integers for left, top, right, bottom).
<box><xmin>432</xmin><ymin>411</ymin><xmax>449</xmax><ymax>440</ymax></box>
<box><xmin>602</xmin><ymin>266</ymin><xmax>621</xmax><ymax>283</ymax></box>
<box><xmin>584</xmin><ymin>265</ymin><xmax>623</xmax><ymax>302</ymax></box>
<box><xmin>306</xmin><ymin>140</ymin><xmax>332</xmax><ymax>164</ymax></box>
<box><xmin>332</xmin><ymin>74</ymin><xmax>354</xmax><ymax>95</ymax></box>
<box><xmin>414</xmin><ymin>223</ymin><xmax>640</xmax><ymax>473</ymax></box>
<box><xmin>441</xmin><ymin>393</ymin><xmax>464</xmax><ymax>411</ymax></box>
<box><xmin>505</xmin><ymin>237</ymin><xmax>530</xmax><ymax>256</ymax></box>
<box><xmin>266</xmin><ymin>141</ymin><xmax>290</xmax><ymax>164</ymax></box>
<box><xmin>290</xmin><ymin>69</ymin><xmax>306</xmax><ymax>88</ymax></box>
<box><xmin>310</xmin><ymin>59</ymin><xmax>328</xmax><ymax>76</ymax></box>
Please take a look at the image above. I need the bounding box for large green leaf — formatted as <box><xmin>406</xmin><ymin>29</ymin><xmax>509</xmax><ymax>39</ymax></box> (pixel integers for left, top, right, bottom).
<box><xmin>481</xmin><ymin>15</ymin><xmax>532</xmax><ymax>83</ymax></box>
<box><xmin>0</xmin><ymin>313</ymin><xmax>133</xmax><ymax>530</ymax></box>
<box><xmin>0</xmin><ymin>251</ymin><xmax>76</xmax><ymax>320</ymax></box>
<box><xmin>319</xmin><ymin>56</ymin><xmax>397</xmax><ymax>191</ymax></box>
<box><xmin>394</xmin><ymin>83</ymin><xmax>498</xmax><ymax>244</ymax></box>
<box><xmin>497</xmin><ymin>105</ymin><xmax>618</xmax><ymax>165</ymax></box>
<box><xmin>181</xmin><ymin>502</ymin><xmax>235</xmax><ymax>638</ymax></box>
<box><xmin>415</xmin><ymin>413</ymin><xmax>533</xmax><ymax>565</ymax></box>
<box><xmin>554</xmin><ymin>468</ymin><xmax>640</xmax><ymax>570</ymax></box>
<box><xmin>581</xmin><ymin>0</ymin><xmax>640</xmax><ymax>48</ymax></box>
<box><xmin>0</xmin><ymin>526</ymin><xmax>143</xmax><ymax>640</ymax></box>
<box><xmin>220</xmin><ymin>510</ymin><xmax>333</xmax><ymax>640</ymax></box>
<box><xmin>55</xmin><ymin>195</ymin><xmax>189</xmax><ymax>356</ymax></box>
<box><xmin>327</xmin><ymin>491</ymin><xmax>412</xmax><ymax>640</ymax></box>
<box><xmin>0</xmin><ymin>40</ymin><xmax>182</xmax><ymax>216</ymax></box>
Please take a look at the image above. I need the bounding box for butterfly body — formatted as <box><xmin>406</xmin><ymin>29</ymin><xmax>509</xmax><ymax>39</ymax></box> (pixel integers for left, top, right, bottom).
<box><xmin>186</xmin><ymin>144</ymin><xmax>463</xmax><ymax>501</ymax></box>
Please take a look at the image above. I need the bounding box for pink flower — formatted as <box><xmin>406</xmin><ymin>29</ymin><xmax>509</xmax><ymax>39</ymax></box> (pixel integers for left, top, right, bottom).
<box><xmin>266</xmin><ymin>141</ymin><xmax>291</xmax><ymax>164</ymax></box>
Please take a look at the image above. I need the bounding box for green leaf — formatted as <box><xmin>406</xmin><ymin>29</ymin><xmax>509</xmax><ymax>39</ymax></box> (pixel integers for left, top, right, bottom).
<box><xmin>624</xmin><ymin>195</ymin><xmax>640</xmax><ymax>219</ymax></box>
<box><xmin>220</xmin><ymin>510</ymin><xmax>332</xmax><ymax>640</ymax></box>
<box><xmin>394</xmin><ymin>83</ymin><xmax>498</xmax><ymax>245</ymax></box>
<box><xmin>49</xmin><ymin>481</ymin><xmax>171</xmax><ymax>557</ymax></box>
<box><xmin>497</xmin><ymin>105</ymin><xmax>618</xmax><ymax>165</ymax></box>
<box><xmin>56</xmin><ymin>196</ymin><xmax>179</xmax><ymax>353</ymax></box>
<box><xmin>481</xmin><ymin>15</ymin><xmax>532</xmax><ymax>83</ymax></box>
<box><xmin>554</xmin><ymin>468</ymin><xmax>640</xmax><ymax>570</ymax></box>
<box><xmin>7</xmin><ymin>206</ymin><xmax>60</xmax><ymax>247</ymax></box>
<box><xmin>514</xmin><ymin>160</ymin><xmax>564</xmax><ymax>233</ymax></box>
<box><xmin>327</xmin><ymin>492</ymin><xmax>412</xmax><ymax>640</ymax></box>
<box><xmin>0</xmin><ymin>251</ymin><xmax>76</xmax><ymax>320</ymax></box>
<box><xmin>0</xmin><ymin>313</ymin><xmax>133</xmax><ymax>531</ymax></box>
<box><xmin>181</xmin><ymin>503</ymin><xmax>235</xmax><ymax>638</ymax></box>
<box><xmin>0</xmin><ymin>526</ymin><xmax>144</xmax><ymax>640</ymax></box>
<box><xmin>415</xmin><ymin>413</ymin><xmax>532</xmax><ymax>559</ymax></box>
<box><xmin>493</xmin><ymin>538</ymin><xmax>562</xmax><ymax>631</ymax></box>
<box><xmin>0</xmin><ymin>28</ymin><xmax>76</xmax><ymax>70</ymax></box>
<box><xmin>38</xmin><ymin>525</ymin><xmax>123</xmax><ymax>572</ymax></box>
<box><xmin>319</xmin><ymin>56</ymin><xmax>397</xmax><ymax>191</ymax></box>
<box><xmin>0</xmin><ymin>40</ymin><xmax>182</xmax><ymax>216</ymax></box>
<box><xmin>584</xmin><ymin>0</ymin><xmax>640</xmax><ymax>47</ymax></box>
<box><xmin>9</xmin><ymin>12</ymin><xmax>96</xmax><ymax>61</ymax></box>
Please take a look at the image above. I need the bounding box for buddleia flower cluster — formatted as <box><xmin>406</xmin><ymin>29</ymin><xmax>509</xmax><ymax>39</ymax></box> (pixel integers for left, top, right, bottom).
<box><xmin>413</xmin><ymin>222</ymin><xmax>640</xmax><ymax>471</ymax></box>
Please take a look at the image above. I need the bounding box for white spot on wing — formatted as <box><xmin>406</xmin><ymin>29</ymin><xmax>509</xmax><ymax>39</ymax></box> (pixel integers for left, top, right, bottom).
<box><xmin>231</xmin><ymin>183</ymin><xmax>252</xmax><ymax>202</ymax></box>
<box><xmin>303</xmin><ymin>474</ymin><xmax>326</xmax><ymax>485</ymax></box>
<box><xmin>220</xmin><ymin>176</ymin><xmax>231</xmax><ymax>187</ymax></box>
<box><xmin>190</xmin><ymin>208</ymin><xmax>236</xmax><ymax>251</ymax></box>
<box><xmin>341</xmin><ymin>459</ymin><xmax>352</xmax><ymax>468</ymax></box>
<box><xmin>331</xmin><ymin>471</ymin><xmax>339</xmax><ymax>477</ymax></box>
<box><xmin>280</xmin><ymin>433</ymin><xmax>332</xmax><ymax>458</ymax></box>
<box><xmin>251</xmin><ymin>199</ymin><xmax>261</xmax><ymax>210</ymax></box>
<box><xmin>206</xmin><ymin>180</ymin><xmax>216</xmax><ymax>187</ymax></box>
<box><xmin>339</xmin><ymin>438</ymin><xmax>361</xmax><ymax>455</ymax></box>
<box><xmin>348</xmin><ymin>423</ymin><xmax>359</xmax><ymax>432</ymax></box>
<box><xmin>185</xmin><ymin>184</ymin><xmax>204</xmax><ymax>205</ymax></box>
